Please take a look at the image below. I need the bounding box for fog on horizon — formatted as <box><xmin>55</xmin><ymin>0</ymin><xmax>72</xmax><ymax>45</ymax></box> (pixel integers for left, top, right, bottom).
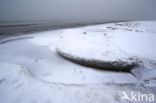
<box><xmin>0</xmin><ymin>0</ymin><xmax>156</xmax><ymax>23</ymax></box>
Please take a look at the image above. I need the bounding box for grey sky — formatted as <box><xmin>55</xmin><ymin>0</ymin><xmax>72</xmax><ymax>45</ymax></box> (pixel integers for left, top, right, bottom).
<box><xmin>0</xmin><ymin>0</ymin><xmax>156</xmax><ymax>22</ymax></box>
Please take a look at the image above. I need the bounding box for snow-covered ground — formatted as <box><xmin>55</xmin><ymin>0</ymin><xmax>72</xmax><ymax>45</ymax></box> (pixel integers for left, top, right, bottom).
<box><xmin>0</xmin><ymin>21</ymin><xmax>156</xmax><ymax>103</ymax></box>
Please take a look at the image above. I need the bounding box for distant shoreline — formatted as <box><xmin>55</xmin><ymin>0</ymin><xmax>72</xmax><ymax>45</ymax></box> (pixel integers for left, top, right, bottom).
<box><xmin>0</xmin><ymin>20</ymin><xmax>130</xmax><ymax>37</ymax></box>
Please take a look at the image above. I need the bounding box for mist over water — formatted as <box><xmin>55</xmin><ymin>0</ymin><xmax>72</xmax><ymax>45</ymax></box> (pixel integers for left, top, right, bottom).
<box><xmin>0</xmin><ymin>0</ymin><xmax>156</xmax><ymax>24</ymax></box>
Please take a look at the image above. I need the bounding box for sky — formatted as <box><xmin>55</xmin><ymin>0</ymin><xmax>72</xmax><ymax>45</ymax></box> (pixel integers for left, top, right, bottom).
<box><xmin>0</xmin><ymin>0</ymin><xmax>156</xmax><ymax>23</ymax></box>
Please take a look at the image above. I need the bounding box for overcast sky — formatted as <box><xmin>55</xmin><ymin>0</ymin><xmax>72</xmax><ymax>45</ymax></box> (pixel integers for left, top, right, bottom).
<box><xmin>0</xmin><ymin>0</ymin><xmax>156</xmax><ymax>22</ymax></box>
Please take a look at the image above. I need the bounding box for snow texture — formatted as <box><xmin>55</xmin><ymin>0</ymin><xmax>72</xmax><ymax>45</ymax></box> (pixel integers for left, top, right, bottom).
<box><xmin>0</xmin><ymin>21</ymin><xmax>156</xmax><ymax>103</ymax></box>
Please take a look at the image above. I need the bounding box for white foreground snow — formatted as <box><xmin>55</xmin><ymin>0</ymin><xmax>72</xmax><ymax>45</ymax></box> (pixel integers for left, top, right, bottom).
<box><xmin>0</xmin><ymin>21</ymin><xmax>156</xmax><ymax>103</ymax></box>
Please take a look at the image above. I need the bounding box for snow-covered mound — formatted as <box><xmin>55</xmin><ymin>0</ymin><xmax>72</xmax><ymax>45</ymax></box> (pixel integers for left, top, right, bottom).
<box><xmin>56</xmin><ymin>30</ymin><xmax>138</xmax><ymax>71</ymax></box>
<box><xmin>56</xmin><ymin>21</ymin><xmax>156</xmax><ymax>71</ymax></box>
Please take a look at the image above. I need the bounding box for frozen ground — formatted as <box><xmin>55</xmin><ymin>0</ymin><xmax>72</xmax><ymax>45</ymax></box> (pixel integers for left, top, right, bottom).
<box><xmin>0</xmin><ymin>21</ymin><xmax>156</xmax><ymax>103</ymax></box>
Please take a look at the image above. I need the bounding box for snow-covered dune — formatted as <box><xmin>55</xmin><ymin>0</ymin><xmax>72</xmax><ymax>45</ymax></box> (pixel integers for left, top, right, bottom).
<box><xmin>56</xmin><ymin>29</ymin><xmax>138</xmax><ymax>72</ymax></box>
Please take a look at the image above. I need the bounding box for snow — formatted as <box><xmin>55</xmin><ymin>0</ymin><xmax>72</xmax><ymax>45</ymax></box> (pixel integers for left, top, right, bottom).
<box><xmin>0</xmin><ymin>21</ymin><xmax>156</xmax><ymax>103</ymax></box>
<box><xmin>56</xmin><ymin>29</ymin><xmax>138</xmax><ymax>71</ymax></box>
